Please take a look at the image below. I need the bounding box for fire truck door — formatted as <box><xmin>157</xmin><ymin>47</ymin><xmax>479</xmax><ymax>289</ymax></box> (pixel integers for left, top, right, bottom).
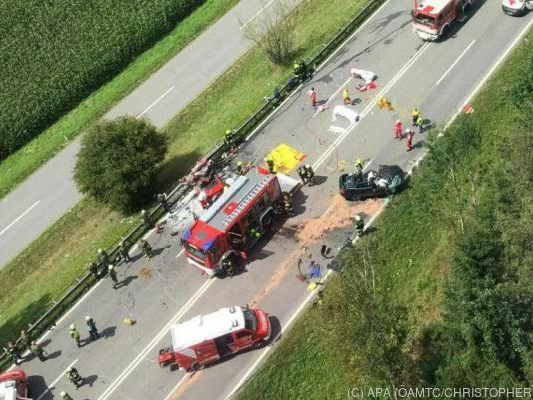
<box><xmin>228</xmin><ymin>224</ymin><xmax>246</xmax><ymax>250</ymax></box>
<box><xmin>195</xmin><ymin>342</ymin><xmax>219</xmax><ymax>362</ymax></box>
<box><xmin>233</xmin><ymin>330</ymin><xmax>254</xmax><ymax>349</ymax></box>
<box><xmin>214</xmin><ymin>333</ymin><xmax>234</xmax><ymax>357</ymax></box>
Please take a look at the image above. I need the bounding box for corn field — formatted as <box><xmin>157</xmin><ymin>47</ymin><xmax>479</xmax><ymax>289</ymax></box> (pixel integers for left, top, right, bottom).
<box><xmin>0</xmin><ymin>0</ymin><xmax>205</xmax><ymax>161</ymax></box>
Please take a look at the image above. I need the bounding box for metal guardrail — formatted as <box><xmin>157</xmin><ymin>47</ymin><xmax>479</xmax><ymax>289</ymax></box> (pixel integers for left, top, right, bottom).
<box><xmin>0</xmin><ymin>0</ymin><xmax>384</xmax><ymax>370</ymax></box>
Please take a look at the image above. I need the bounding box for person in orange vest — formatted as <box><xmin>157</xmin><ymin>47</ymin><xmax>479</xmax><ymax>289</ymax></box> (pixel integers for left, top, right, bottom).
<box><xmin>342</xmin><ymin>88</ymin><xmax>352</xmax><ymax>105</ymax></box>
<box><xmin>406</xmin><ymin>129</ymin><xmax>414</xmax><ymax>151</ymax></box>
<box><xmin>308</xmin><ymin>87</ymin><xmax>318</xmax><ymax>107</ymax></box>
<box><xmin>394</xmin><ymin>119</ymin><xmax>403</xmax><ymax>139</ymax></box>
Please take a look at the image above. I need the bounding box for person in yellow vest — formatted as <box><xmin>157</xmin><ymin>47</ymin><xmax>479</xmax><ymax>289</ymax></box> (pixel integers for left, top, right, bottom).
<box><xmin>69</xmin><ymin>324</ymin><xmax>81</xmax><ymax>348</ymax></box>
<box><xmin>342</xmin><ymin>88</ymin><xmax>353</xmax><ymax>105</ymax></box>
<box><xmin>412</xmin><ymin>108</ymin><xmax>421</xmax><ymax>125</ymax></box>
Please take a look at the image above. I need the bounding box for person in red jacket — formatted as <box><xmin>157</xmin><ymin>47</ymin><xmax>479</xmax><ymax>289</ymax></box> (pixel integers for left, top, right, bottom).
<box><xmin>394</xmin><ymin>120</ymin><xmax>403</xmax><ymax>139</ymax></box>
<box><xmin>308</xmin><ymin>87</ymin><xmax>318</xmax><ymax>107</ymax></box>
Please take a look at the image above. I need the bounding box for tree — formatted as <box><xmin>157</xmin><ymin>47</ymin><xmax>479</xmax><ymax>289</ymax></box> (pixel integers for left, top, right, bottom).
<box><xmin>74</xmin><ymin>116</ymin><xmax>167</xmax><ymax>213</ymax></box>
<box><xmin>242</xmin><ymin>2</ymin><xmax>296</xmax><ymax>65</ymax></box>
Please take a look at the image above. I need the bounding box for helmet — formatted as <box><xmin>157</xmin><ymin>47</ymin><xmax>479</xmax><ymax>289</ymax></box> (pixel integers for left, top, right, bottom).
<box><xmin>67</xmin><ymin>367</ymin><xmax>74</xmax><ymax>373</ymax></box>
<box><xmin>405</xmin><ymin>128</ymin><xmax>412</xmax><ymax>133</ymax></box>
<box><xmin>60</xmin><ymin>392</ymin><xmax>67</xmax><ymax>397</ymax></box>
<box><xmin>98</xmin><ymin>248</ymin><xmax>102</xmax><ymax>253</ymax></box>
<box><xmin>85</xmin><ymin>316</ymin><xmax>91</xmax><ymax>321</ymax></box>
<box><xmin>32</xmin><ymin>340</ymin><xmax>37</xmax><ymax>345</ymax></box>
<box><xmin>355</xmin><ymin>159</ymin><xmax>363</xmax><ymax>165</ymax></box>
<box><xmin>305</xmin><ymin>164</ymin><xmax>312</xmax><ymax>169</ymax></box>
<box><xmin>236</xmin><ymin>161</ymin><xmax>243</xmax><ymax>167</ymax></box>
<box><xmin>396</xmin><ymin>119</ymin><xmax>401</xmax><ymax>124</ymax></box>
<box><xmin>141</xmin><ymin>209</ymin><xmax>146</xmax><ymax>215</ymax></box>
<box><xmin>69</xmin><ymin>324</ymin><xmax>75</xmax><ymax>330</ymax></box>
<box><xmin>108</xmin><ymin>264</ymin><xmax>114</xmax><ymax>270</ymax></box>
<box><xmin>355</xmin><ymin>215</ymin><xmax>361</xmax><ymax>221</ymax></box>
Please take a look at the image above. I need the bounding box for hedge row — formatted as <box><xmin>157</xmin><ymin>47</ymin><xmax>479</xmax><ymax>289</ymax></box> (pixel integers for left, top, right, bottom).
<box><xmin>0</xmin><ymin>0</ymin><xmax>205</xmax><ymax>160</ymax></box>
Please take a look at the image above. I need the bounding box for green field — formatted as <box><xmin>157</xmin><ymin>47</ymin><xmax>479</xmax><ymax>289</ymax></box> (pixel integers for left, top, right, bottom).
<box><xmin>0</xmin><ymin>0</ymin><xmax>239</xmax><ymax>198</ymax></box>
<box><xmin>236</xmin><ymin>32</ymin><xmax>533</xmax><ymax>399</ymax></box>
<box><xmin>0</xmin><ymin>0</ymin><xmax>371</xmax><ymax>352</ymax></box>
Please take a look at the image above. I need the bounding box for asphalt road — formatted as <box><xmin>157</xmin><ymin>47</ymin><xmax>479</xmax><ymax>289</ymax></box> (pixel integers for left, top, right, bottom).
<box><xmin>0</xmin><ymin>0</ymin><xmax>293</xmax><ymax>269</ymax></box>
<box><xmin>15</xmin><ymin>1</ymin><xmax>532</xmax><ymax>399</ymax></box>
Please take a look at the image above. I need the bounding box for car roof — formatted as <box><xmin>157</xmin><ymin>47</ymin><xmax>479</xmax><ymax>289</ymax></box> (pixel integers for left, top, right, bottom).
<box><xmin>0</xmin><ymin>379</ymin><xmax>17</xmax><ymax>400</ymax></box>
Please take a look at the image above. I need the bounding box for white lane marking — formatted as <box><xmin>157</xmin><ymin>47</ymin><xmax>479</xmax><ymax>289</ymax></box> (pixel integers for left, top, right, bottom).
<box><xmin>327</xmin><ymin>125</ymin><xmax>346</xmax><ymax>134</ymax></box>
<box><xmin>313</xmin><ymin>42</ymin><xmax>431</xmax><ymax>170</ymax></box>
<box><xmin>436</xmin><ymin>40</ymin><xmax>476</xmax><ymax>86</ymax></box>
<box><xmin>97</xmin><ymin>278</ymin><xmax>216</xmax><ymax>400</ymax></box>
<box><xmin>0</xmin><ymin>200</ymin><xmax>40</xmax><ymax>237</ymax></box>
<box><xmin>36</xmin><ymin>359</ymin><xmax>78</xmax><ymax>400</ymax></box>
<box><xmin>137</xmin><ymin>86</ymin><xmax>175</xmax><ymax>119</ymax></box>
<box><xmin>163</xmin><ymin>373</ymin><xmax>190</xmax><ymax>400</ymax></box>
<box><xmin>312</xmin><ymin>76</ymin><xmax>353</xmax><ymax>118</ymax></box>
<box><xmin>445</xmin><ymin>18</ymin><xmax>533</xmax><ymax>128</ymax></box>
<box><xmin>176</xmin><ymin>249</ymin><xmax>185</xmax><ymax>259</ymax></box>
<box><xmin>224</xmin><ymin>18</ymin><xmax>533</xmax><ymax>400</ymax></box>
<box><xmin>240</xmin><ymin>0</ymin><xmax>277</xmax><ymax>30</ymax></box>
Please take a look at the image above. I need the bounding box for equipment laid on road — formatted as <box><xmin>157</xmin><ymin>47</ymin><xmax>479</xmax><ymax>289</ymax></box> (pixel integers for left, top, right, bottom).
<box><xmin>339</xmin><ymin>165</ymin><xmax>405</xmax><ymax>201</ymax></box>
<box><xmin>412</xmin><ymin>0</ymin><xmax>476</xmax><ymax>41</ymax></box>
<box><xmin>350</xmin><ymin>68</ymin><xmax>377</xmax><ymax>91</ymax></box>
<box><xmin>0</xmin><ymin>369</ymin><xmax>29</xmax><ymax>400</ymax></box>
<box><xmin>501</xmin><ymin>0</ymin><xmax>532</xmax><ymax>15</ymax></box>
<box><xmin>182</xmin><ymin>166</ymin><xmax>299</xmax><ymax>277</ymax></box>
<box><xmin>332</xmin><ymin>105</ymin><xmax>359</xmax><ymax>124</ymax></box>
<box><xmin>158</xmin><ymin>306</ymin><xmax>271</xmax><ymax>372</ymax></box>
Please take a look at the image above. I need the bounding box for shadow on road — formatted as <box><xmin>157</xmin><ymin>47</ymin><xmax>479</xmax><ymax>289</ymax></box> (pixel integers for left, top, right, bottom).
<box><xmin>115</xmin><ymin>275</ymin><xmax>138</xmax><ymax>289</ymax></box>
<box><xmin>83</xmin><ymin>374</ymin><xmax>98</xmax><ymax>387</ymax></box>
<box><xmin>100</xmin><ymin>325</ymin><xmax>117</xmax><ymax>339</ymax></box>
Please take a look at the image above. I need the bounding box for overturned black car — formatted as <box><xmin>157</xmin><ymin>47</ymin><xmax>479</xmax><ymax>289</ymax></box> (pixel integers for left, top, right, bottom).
<box><xmin>339</xmin><ymin>165</ymin><xmax>405</xmax><ymax>201</ymax></box>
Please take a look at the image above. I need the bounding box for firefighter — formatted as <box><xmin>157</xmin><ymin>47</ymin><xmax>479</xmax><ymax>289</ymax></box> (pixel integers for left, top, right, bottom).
<box><xmin>416</xmin><ymin>114</ymin><xmax>425</xmax><ymax>133</ymax></box>
<box><xmin>304</xmin><ymin>165</ymin><xmax>315</xmax><ymax>186</ymax></box>
<box><xmin>88</xmin><ymin>261</ymin><xmax>99</xmax><ymax>279</ymax></box>
<box><xmin>221</xmin><ymin>256</ymin><xmax>235</xmax><ymax>277</ymax></box>
<box><xmin>354</xmin><ymin>215</ymin><xmax>365</xmax><ymax>237</ymax></box>
<box><xmin>19</xmin><ymin>329</ymin><xmax>32</xmax><ymax>351</ymax></box>
<box><xmin>140</xmin><ymin>209</ymin><xmax>153</xmax><ymax>228</ymax></box>
<box><xmin>108</xmin><ymin>264</ymin><xmax>118</xmax><ymax>289</ymax></box>
<box><xmin>236</xmin><ymin>161</ymin><xmax>244</xmax><ymax>176</ymax></box>
<box><xmin>354</xmin><ymin>159</ymin><xmax>364</xmax><ymax>179</ymax></box>
<box><xmin>60</xmin><ymin>391</ymin><xmax>74</xmax><ymax>400</ymax></box>
<box><xmin>412</xmin><ymin>108</ymin><xmax>421</xmax><ymax>126</ymax></box>
<box><xmin>296</xmin><ymin>166</ymin><xmax>308</xmax><ymax>185</ymax></box>
<box><xmin>293</xmin><ymin>60</ymin><xmax>307</xmax><ymax>82</ymax></box>
<box><xmin>138</xmin><ymin>239</ymin><xmax>153</xmax><ymax>259</ymax></box>
<box><xmin>85</xmin><ymin>316</ymin><xmax>99</xmax><ymax>341</ymax></box>
<box><xmin>224</xmin><ymin>129</ymin><xmax>235</xmax><ymax>146</ymax></box>
<box><xmin>69</xmin><ymin>324</ymin><xmax>81</xmax><ymax>348</ymax></box>
<box><xmin>157</xmin><ymin>193</ymin><xmax>171</xmax><ymax>212</ymax></box>
<box><xmin>98</xmin><ymin>248</ymin><xmax>109</xmax><ymax>269</ymax></box>
<box><xmin>342</xmin><ymin>88</ymin><xmax>352</xmax><ymax>105</ymax></box>
<box><xmin>4</xmin><ymin>342</ymin><xmax>21</xmax><ymax>365</ymax></box>
<box><xmin>118</xmin><ymin>241</ymin><xmax>131</xmax><ymax>263</ymax></box>
<box><xmin>282</xmin><ymin>192</ymin><xmax>294</xmax><ymax>217</ymax></box>
<box><xmin>406</xmin><ymin>129</ymin><xmax>414</xmax><ymax>151</ymax></box>
<box><xmin>66</xmin><ymin>366</ymin><xmax>83</xmax><ymax>389</ymax></box>
<box><xmin>30</xmin><ymin>340</ymin><xmax>46</xmax><ymax>362</ymax></box>
<box><xmin>308</xmin><ymin>87</ymin><xmax>318</xmax><ymax>107</ymax></box>
<box><xmin>394</xmin><ymin>119</ymin><xmax>403</xmax><ymax>139</ymax></box>
<box><xmin>266</xmin><ymin>158</ymin><xmax>275</xmax><ymax>174</ymax></box>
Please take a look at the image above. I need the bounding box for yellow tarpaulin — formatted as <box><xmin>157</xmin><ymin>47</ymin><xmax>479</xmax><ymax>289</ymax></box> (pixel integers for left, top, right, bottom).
<box><xmin>265</xmin><ymin>143</ymin><xmax>306</xmax><ymax>173</ymax></box>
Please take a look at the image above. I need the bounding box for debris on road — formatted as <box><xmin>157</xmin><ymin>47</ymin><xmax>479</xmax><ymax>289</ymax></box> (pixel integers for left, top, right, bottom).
<box><xmin>332</xmin><ymin>105</ymin><xmax>359</xmax><ymax>123</ymax></box>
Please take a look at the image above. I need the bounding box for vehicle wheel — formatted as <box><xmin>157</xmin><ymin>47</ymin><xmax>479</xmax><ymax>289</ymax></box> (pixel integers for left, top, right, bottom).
<box><xmin>463</xmin><ymin>4</ymin><xmax>471</xmax><ymax>19</ymax></box>
<box><xmin>253</xmin><ymin>341</ymin><xmax>266</xmax><ymax>350</ymax></box>
<box><xmin>441</xmin><ymin>25</ymin><xmax>450</xmax><ymax>39</ymax></box>
<box><xmin>192</xmin><ymin>363</ymin><xmax>201</xmax><ymax>372</ymax></box>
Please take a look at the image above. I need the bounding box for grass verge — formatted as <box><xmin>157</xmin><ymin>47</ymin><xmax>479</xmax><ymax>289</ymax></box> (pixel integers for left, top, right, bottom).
<box><xmin>0</xmin><ymin>0</ymin><xmax>239</xmax><ymax>199</ymax></box>
<box><xmin>0</xmin><ymin>0</ymin><xmax>372</xmax><ymax>350</ymax></box>
<box><xmin>235</xmin><ymin>31</ymin><xmax>533</xmax><ymax>399</ymax></box>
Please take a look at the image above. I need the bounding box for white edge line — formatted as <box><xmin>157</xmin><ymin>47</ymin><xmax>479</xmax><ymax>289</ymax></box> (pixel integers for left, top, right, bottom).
<box><xmin>0</xmin><ymin>200</ymin><xmax>40</xmax><ymax>237</ymax></box>
<box><xmin>436</xmin><ymin>40</ymin><xmax>476</xmax><ymax>86</ymax></box>
<box><xmin>240</xmin><ymin>0</ymin><xmax>276</xmax><ymax>30</ymax></box>
<box><xmin>35</xmin><ymin>358</ymin><xmax>78</xmax><ymax>400</ymax></box>
<box><xmin>137</xmin><ymin>86</ymin><xmax>175</xmax><ymax>119</ymax></box>
<box><xmin>225</xmin><ymin>18</ymin><xmax>533</xmax><ymax>400</ymax></box>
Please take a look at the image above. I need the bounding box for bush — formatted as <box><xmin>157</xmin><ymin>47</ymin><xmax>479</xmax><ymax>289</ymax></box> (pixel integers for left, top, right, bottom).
<box><xmin>0</xmin><ymin>0</ymin><xmax>205</xmax><ymax>161</ymax></box>
<box><xmin>74</xmin><ymin>117</ymin><xmax>167</xmax><ymax>213</ymax></box>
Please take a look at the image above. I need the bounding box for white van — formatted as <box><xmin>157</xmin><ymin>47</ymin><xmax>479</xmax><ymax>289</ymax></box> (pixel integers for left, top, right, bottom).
<box><xmin>502</xmin><ymin>0</ymin><xmax>533</xmax><ymax>16</ymax></box>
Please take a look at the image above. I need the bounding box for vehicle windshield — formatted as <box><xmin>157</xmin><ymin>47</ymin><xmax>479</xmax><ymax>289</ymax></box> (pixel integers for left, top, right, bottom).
<box><xmin>183</xmin><ymin>241</ymin><xmax>207</xmax><ymax>261</ymax></box>
<box><xmin>243</xmin><ymin>309</ymin><xmax>258</xmax><ymax>331</ymax></box>
<box><xmin>414</xmin><ymin>13</ymin><xmax>435</xmax><ymax>26</ymax></box>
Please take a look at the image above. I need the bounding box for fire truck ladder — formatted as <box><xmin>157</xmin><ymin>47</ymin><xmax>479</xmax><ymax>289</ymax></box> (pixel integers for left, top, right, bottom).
<box><xmin>222</xmin><ymin>176</ymin><xmax>271</xmax><ymax>227</ymax></box>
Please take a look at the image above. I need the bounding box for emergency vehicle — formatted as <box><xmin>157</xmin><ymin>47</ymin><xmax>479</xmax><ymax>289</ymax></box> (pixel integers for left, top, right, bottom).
<box><xmin>412</xmin><ymin>0</ymin><xmax>476</xmax><ymax>40</ymax></box>
<box><xmin>158</xmin><ymin>306</ymin><xmax>271</xmax><ymax>371</ymax></box>
<box><xmin>0</xmin><ymin>369</ymin><xmax>30</xmax><ymax>400</ymax></box>
<box><xmin>182</xmin><ymin>166</ymin><xmax>297</xmax><ymax>277</ymax></box>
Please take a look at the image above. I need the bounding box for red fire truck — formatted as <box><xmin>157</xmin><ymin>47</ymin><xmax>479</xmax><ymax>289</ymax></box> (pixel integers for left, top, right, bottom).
<box><xmin>412</xmin><ymin>0</ymin><xmax>476</xmax><ymax>41</ymax></box>
<box><xmin>158</xmin><ymin>305</ymin><xmax>271</xmax><ymax>371</ymax></box>
<box><xmin>182</xmin><ymin>166</ymin><xmax>297</xmax><ymax>277</ymax></box>
<box><xmin>0</xmin><ymin>369</ymin><xmax>30</xmax><ymax>400</ymax></box>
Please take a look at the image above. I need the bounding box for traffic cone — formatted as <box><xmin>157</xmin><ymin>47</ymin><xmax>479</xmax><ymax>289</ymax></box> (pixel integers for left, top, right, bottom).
<box><xmin>463</xmin><ymin>103</ymin><xmax>474</xmax><ymax>114</ymax></box>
